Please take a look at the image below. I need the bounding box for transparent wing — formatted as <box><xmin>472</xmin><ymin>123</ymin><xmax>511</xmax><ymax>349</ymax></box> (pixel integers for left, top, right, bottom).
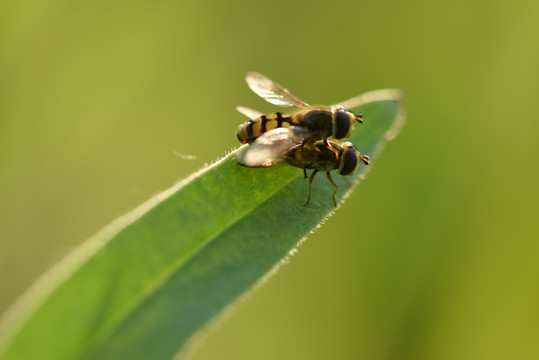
<box><xmin>236</xmin><ymin>106</ymin><xmax>264</xmax><ymax>119</ymax></box>
<box><xmin>246</xmin><ymin>71</ymin><xmax>310</xmax><ymax>108</ymax></box>
<box><xmin>236</xmin><ymin>126</ymin><xmax>308</xmax><ymax>167</ymax></box>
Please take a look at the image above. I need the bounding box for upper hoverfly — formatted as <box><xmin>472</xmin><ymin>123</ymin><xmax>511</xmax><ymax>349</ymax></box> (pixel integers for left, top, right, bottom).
<box><xmin>236</xmin><ymin>72</ymin><xmax>363</xmax><ymax>145</ymax></box>
<box><xmin>236</xmin><ymin>127</ymin><xmax>370</xmax><ymax>207</ymax></box>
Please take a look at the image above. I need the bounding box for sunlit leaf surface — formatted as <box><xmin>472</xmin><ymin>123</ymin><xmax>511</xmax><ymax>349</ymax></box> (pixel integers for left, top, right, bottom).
<box><xmin>0</xmin><ymin>90</ymin><xmax>405</xmax><ymax>360</ymax></box>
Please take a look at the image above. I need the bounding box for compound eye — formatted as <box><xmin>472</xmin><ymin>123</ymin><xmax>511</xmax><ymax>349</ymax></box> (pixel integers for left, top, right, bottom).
<box><xmin>339</xmin><ymin>144</ymin><xmax>359</xmax><ymax>175</ymax></box>
<box><xmin>334</xmin><ymin>109</ymin><xmax>353</xmax><ymax>139</ymax></box>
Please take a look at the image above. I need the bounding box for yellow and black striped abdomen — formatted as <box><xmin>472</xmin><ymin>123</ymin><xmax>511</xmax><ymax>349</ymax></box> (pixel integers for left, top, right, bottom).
<box><xmin>237</xmin><ymin>112</ymin><xmax>293</xmax><ymax>144</ymax></box>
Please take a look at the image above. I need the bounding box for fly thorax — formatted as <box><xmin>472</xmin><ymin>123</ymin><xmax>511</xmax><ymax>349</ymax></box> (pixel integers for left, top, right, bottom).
<box><xmin>300</xmin><ymin>108</ymin><xmax>333</xmax><ymax>135</ymax></box>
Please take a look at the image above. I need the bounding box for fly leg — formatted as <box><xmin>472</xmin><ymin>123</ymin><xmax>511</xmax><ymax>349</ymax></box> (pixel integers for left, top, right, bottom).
<box><xmin>311</xmin><ymin>139</ymin><xmax>339</xmax><ymax>159</ymax></box>
<box><xmin>324</xmin><ymin>139</ymin><xmax>339</xmax><ymax>160</ymax></box>
<box><xmin>303</xmin><ymin>169</ymin><xmax>308</xmax><ymax>179</ymax></box>
<box><xmin>326</xmin><ymin>171</ymin><xmax>339</xmax><ymax>208</ymax></box>
<box><xmin>305</xmin><ymin>169</ymin><xmax>318</xmax><ymax>206</ymax></box>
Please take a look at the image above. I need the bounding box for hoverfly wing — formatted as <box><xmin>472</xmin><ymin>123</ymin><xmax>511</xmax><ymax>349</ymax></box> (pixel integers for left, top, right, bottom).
<box><xmin>236</xmin><ymin>106</ymin><xmax>264</xmax><ymax>119</ymax></box>
<box><xmin>246</xmin><ymin>72</ymin><xmax>310</xmax><ymax>109</ymax></box>
<box><xmin>236</xmin><ymin>126</ymin><xmax>308</xmax><ymax>167</ymax></box>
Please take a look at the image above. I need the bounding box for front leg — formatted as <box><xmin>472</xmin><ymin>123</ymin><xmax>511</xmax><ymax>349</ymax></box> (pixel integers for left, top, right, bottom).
<box><xmin>324</xmin><ymin>139</ymin><xmax>339</xmax><ymax>160</ymax></box>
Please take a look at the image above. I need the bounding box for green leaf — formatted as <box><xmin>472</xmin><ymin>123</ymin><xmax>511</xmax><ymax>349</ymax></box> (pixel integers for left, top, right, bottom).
<box><xmin>0</xmin><ymin>89</ymin><xmax>405</xmax><ymax>360</ymax></box>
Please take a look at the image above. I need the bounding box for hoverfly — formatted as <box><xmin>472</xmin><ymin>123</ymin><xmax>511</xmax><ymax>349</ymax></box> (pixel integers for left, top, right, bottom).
<box><xmin>236</xmin><ymin>72</ymin><xmax>363</xmax><ymax>145</ymax></box>
<box><xmin>236</xmin><ymin>127</ymin><xmax>370</xmax><ymax>207</ymax></box>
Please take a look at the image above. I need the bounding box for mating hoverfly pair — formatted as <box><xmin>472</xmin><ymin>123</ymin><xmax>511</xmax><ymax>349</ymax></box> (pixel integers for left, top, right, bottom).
<box><xmin>236</xmin><ymin>72</ymin><xmax>370</xmax><ymax>207</ymax></box>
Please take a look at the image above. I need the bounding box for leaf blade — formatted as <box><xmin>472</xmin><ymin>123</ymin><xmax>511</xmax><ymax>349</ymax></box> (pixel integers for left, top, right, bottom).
<box><xmin>0</xmin><ymin>89</ymin><xmax>405</xmax><ymax>360</ymax></box>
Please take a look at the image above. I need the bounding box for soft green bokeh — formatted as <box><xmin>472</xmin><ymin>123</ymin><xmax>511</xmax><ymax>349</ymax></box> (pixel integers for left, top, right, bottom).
<box><xmin>1</xmin><ymin>0</ymin><xmax>538</xmax><ymax>359</ymax></box>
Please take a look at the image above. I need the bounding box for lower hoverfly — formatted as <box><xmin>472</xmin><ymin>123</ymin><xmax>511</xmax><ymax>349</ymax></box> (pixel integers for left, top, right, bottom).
<box><xmin>236</xmin><ymin>127</ymin><xmax>370</xmax><ymax>207</ymax></box>
<box><xmin>236</xmin><ymin>72</ymin><xmax>363</xmax><ymax>145</ymax></box>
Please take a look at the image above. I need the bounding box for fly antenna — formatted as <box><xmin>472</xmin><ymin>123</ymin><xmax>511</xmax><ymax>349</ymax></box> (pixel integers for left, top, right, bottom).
<box><xmin>355</xmin><ymin>113</ymin><xmax>364</xmax><ymax>123</ymax></box>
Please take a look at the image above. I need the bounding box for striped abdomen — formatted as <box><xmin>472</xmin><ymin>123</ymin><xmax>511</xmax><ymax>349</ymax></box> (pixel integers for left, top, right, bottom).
<box><xmin>237</xmin><ymin>112</ymin><xmax>293</xmax><ymax>144</ymax></box>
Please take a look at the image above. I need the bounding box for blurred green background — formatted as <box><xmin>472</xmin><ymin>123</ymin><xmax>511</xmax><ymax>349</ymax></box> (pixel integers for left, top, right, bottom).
<box><xmin>1</xmin><ymin>0</ymin><xmax>539</xmax><ymax>359</ymax></box>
